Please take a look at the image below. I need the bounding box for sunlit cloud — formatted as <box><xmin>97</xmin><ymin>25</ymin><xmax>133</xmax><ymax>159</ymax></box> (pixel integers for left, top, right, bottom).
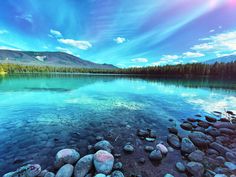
<box><xmin>15</xmin><ymin>14</ymin><xmax>33</xmax><ymax>23</ymax></box>
<box><xmin>131</xmin><ymin>58</ymin><xmax>148</xmax><ymax>63</ymax></box>
<box><xmin>209</xmin><ymin>29</ymin><xmax>215</xmax><ymax>33</ymax></box>
<box><xmin>0</xmin><ymin>46</ymin><xmax>20</xmax><ymax>51</ymax></box>
<box><xmin>160</xmin><ymin>55</ymin><xmax>181</xmax><ymax>61</ymax></box>
<box><xmin>182</xmin><ymin>52</ymin><xmax>205</xmax><ymax>58</ymax></box>
<box><xmin>0</xmin><ymin>29</ymin><xmax>8</xmax><ymax>34</ymax></box>
<box><xmin>58</xmin><ymin>39</ymin><xmax>92</xmax><ymax>50</ymax></box>
<box><xmin>56</xmin><ymin>46</ymin><xmax>73</xmax><ymax>55</ymax></box>
<box><xmin>114</xmin><ymin>37</ymin><xmax>126</xmax><ymax>44</ymax></box>
<box><xmin>50</xmin><ymin>29</ymin><xmax>62</xmax><ymax>38</ymax></box>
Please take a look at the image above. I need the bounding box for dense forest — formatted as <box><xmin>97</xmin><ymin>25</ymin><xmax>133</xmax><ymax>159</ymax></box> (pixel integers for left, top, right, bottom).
<box><xmin>0</xmin><ymin>61</ymin><xmax>236</xmax><ymax>78</ymax></box>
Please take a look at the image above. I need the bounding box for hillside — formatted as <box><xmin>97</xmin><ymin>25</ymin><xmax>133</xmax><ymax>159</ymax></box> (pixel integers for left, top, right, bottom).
<box><xmin>204</xmin><ymin>55</ymin><xmax>236</xmax><ymax>64</ymax></box>
<box><xmin>0</xmin><ymin>50</ymin><xmax>117</xmax><ymax>69</ymax></box>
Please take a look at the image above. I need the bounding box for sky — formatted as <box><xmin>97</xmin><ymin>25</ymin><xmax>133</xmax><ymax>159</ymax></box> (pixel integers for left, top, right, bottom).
<box><xmin>0</xmin><ymin>0</ymin><xmax>236</xmax><ymax>67</ymax></box>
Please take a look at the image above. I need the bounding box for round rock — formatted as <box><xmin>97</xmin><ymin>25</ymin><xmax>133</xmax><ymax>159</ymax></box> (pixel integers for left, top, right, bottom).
<box><xmin>181</xmin><ymin>122</ymin><xmax>193</xmax><ymax>131</ymax></box>
<box><xmin>55</xmin><ymin>149</ymin><xmax>80</xmax><ymax>168</ymax></box>
<box><xmin>176</xmin><ymin>162</ymin><xmax>186</xmax><ymax>172</ymax></box>
<box><xmin>189</xmin><ymin>132</ymin><xmax>212</xmax><ymax>148</ymax></box>
<box><xmin>111</xmin><ymin>170</ymin><xmax>125</xmax><ymax>177</ymax></box>
<box><xmin>94</xmin><ymin>150</ymin><xmax>114</xmax><ymax>174</ymax></box>
<box><xmin>94</xmin><ymin>140</ymin><xmax>114</xmax><ymax>153</ymax></box>
<box><xmin>149</xmin><ymin>149</ymin><xmax>162</xmax><ymax>161</ymax></box>
<box><xmin>44</xmin><ymin>172</ymin><xmax>55</xmax><ymax>177</ymax></box>
<box><xmin>74</xmin><ymin>154</ymin><xmax>93</xmax><ymax>177</ymax></box>
<box><xmin>144</xmin><ymin>146</ymin><xmax>154</xmax><ymax>152</ymax></box>
<box><xmin>181</xmin><ymin>137</ymin><xmax>196</xmax><ymax>154</ymax></box>
<box><xmin>167</xmin><ymin>134</ymin><xmax>180</xmax><ymax>149</ymax></box>
<box><xmin>123</xmin><ymin>144</ymin><xmax>134</xmax><ymax>153</ymax></box>
<box><xmin>156</xmin><ymin>143</ymin><xmax>168</xmax><ymax>155</ymax></box>
<box><xmin>186</xmin><ymin>162</ymin><xmax>204</xmax><ymax>177</ymax></box>
<box><xmin>55</xmin><ymin>164</ymin><xmax>74</xmax><ymax>177</ymax></box>
<box><xmin>188</xmin><ymin>150</ymin><xmax>205</xmax><ymax>162</ymax></box>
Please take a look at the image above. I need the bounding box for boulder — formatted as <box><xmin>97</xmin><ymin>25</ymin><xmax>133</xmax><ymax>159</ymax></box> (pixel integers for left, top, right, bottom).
<box><xmin>149</xmin><ymin>149</ymin><xmax>162</xmax><ymax>161</ymax></box>
<box><xmin>94</xmin><ymin>140</ymin><xmax>114</xmax><ymax>153</ymax></box>
<box><xmin>181</xmin><ymin>137</ymin><xmax>196</xmax><ymax>154</ymax></box>
<box><xmin>74</xmin><ymin>154</ymin><xmax>93</xmax><ymax>177</ymax></box>
<box><xmin>167</xmin><ymin>134</ymin><xmax>180</xmax><ymax>149</ymax></box>
<box><xmin>186</xmin><ymin>162</ymin><xmax>205</xmax><ymax>177</ymax></box>
<box><xmin>55</xmin><ymin>149</ymin><xmax>80</xmax><ymax>168</ymax></box>
<box><xmin>55</xmin><ymin>164</ymin><xmax>74</xmax><ymax>177</ymax></box>
<box><xmin>188</xmin><ymin>150</ymin><xmax>205</xmax><ymax>162</ymax></box>
<box><xmin>94</xmin><ymin>150</ymin><xmax>114</xmax><ymax>174</ymax></box>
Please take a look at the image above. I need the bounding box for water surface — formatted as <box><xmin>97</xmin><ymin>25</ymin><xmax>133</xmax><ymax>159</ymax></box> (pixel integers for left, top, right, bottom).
<box><xmin>0</xmin><ymin>74</ymin><xmax>235</xmax><ymax>176</ymax></box>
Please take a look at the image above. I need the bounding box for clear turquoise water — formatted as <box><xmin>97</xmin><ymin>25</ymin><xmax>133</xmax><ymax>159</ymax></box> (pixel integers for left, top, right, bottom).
<box><xmin>0</xmin><ymin>74</ymin><xmax>236</xmax><ymax>175</ymax></box>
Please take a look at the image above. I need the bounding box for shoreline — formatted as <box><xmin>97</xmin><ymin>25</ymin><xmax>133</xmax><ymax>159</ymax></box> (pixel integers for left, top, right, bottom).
<box><xmin>3</xmin><ymin>111</ymin><xmax>236</xmax><ymax>177</ymax></box>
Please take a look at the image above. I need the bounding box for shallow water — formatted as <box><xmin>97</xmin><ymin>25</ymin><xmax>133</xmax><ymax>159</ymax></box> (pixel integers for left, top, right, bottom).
<box><xmin>0</xmin><ymin>74</ymin><xmax>236</xmax><ymax>176</ymax></box>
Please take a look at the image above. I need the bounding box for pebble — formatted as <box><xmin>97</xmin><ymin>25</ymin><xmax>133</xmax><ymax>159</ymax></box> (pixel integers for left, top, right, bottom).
<box><xmin>181</xmin><ymin>137</ymin><xmax>196</xmax><ymax>154</ymax></box>
<box><xmin>94</xmin><ymin>140</ymin><xmax>114</xmax><ymax>153</ymax></box>
<box><xmin>55</xmin><ymin>164</ymin><xmax>74</xmax><ymax>177</ymax></box>
<box><xmin>180</xmin><ymin>122</ymin><xmax>193</xmax><ymax>131</ymax></box>
<box><xmin>94</xmin><ymin>150</ymin><xmax>114</xmax><ymax>174</ymax></box>
<box><xmin>167</xmin><ymin>134</ymin><xmax>180</xmax><ymax>149</ymax></box>
<box><xmin>138</xmin><ymin>157</ymin><xmax>145</xmax><ymax>164</ymax></box>
<box><xmin>156</xmin><ymin>143</ymin><xmax>168</xmax><ymax>155</ymax></box>
<box><xmin>149</xmin><ymin>149</ymin><xmax>162</xmax><ymax>161</ymax></box>
<box><xmin>74</xmin><ymin>154</ymin><xmax>93</xmax><ymax>177</ymax></box>
<box><xmin>189</xmin><ymin>131</ymin><xmax>212</xmax><ymax>148</ymax></box>
<box><xmin>44</xmin><ymin>172</ymin><xmax>55</xmax><ymax>177</ymax></box>
<box><xmin>94</xmin><ymin>174</ymin><xmax>106</xmax><ymax>177</ymax></box>
<box><xmin>224</xmin><ymin>162</ymin><xmax>236</xmax><ymax>170</ymax></box>
<box><xmin>164</xmin><ymin>174</ymin><xmax>174</xmax><ymax>177</ymax></box>
<box><xmin>168</xmin><ymin>127</ymin><xmax>178</xmax><ymax>134</ymax></box>
<box><xmin>144</xmin><ymin>145</ymin><xmax>154</xmax><ymax>152</ymax></box>
<box><xmin>137</xmin><ymin>129</ymin><xmax>149</xmax><ymax>137</ymax></box>
<box><xmin>111</xmin><ymin>170</ymin><xmax>125</xmax><ymax>177</ymax></box>
<box><xmin>113</xmin><ymin>162</ymin><xmax>123</xmax><ymax>170</ymax></box>
<box><xmin>186</xmin><ymin>162</ymin><xmax>204</xmax><ymax>177</ymax></box>
<box><xmin>123</xmin><ymin>144</ymin><xmax>134</xmax><ymax>153</ymax></box>
<box><xmin>54</xmin><ymin>149</ymin><xmax>80</xmax><ymax>168</ymax></box>
<box><xmin>175</xmin><ymin>162</ymin><xmax>185</xmax><ymax>172</ymax></box>
<box><xmin>188</xmin><ymin>150</ymin><xmax>205</xmax><ymax>162</ymax></box>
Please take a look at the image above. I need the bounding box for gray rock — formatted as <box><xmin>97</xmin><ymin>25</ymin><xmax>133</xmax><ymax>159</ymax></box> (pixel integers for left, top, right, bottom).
<box><xmin>219</xmin><ymin>128</ymin><xmax>234</xmax><ymax>135</ymax></box>
<box><xmin>224</xmin><ymin>162</ymin><xmax>236</xmax><ymax>170</ymax></box>
<box><xmin>210</xmin><ymin>142</ymin><xmax>231</xmax><ymax>156</ymax></box>
<box><xmin>55</xmin><ymin>164</ymin><xmax>74</xmax><ymax>177</ymax></box>
<box><xmin>225</xmin><ymin>152</ymin><xmax>236</xmax><ymax>163</ymax></box>
<box><xmin>39</xmin><ymin>170</ymin><xmax>48</xmax><ymax>177</ymax></box>
<box><xmin>181</xmin><ymin>137</ymin><xmax>196</xmax><ymax>154</ymax></box>
<box><xmin>168</xmin><ymin>127</ymin><xmax>178</xmax><ymax>134</ymax></box>
<box><xmin>156</xmin><ymin>143</ymin><xmax>168</xmax><ymax>155</ymax></box>
<box><xmin>188</xmin><ymin>150</ymin><xmax>205</xmax><ymax>162</ymax></box>
<box><xmin>123</xmin><ymin>144</ymin><xmax>134</xmax><ymax>153</ymax></box>
<box><xmin>94</xmin><ymin>140</ymin><xmax>114</xmax><ymax>153</ymax></box>
<box><xmin>94</xmin><ymin>150</ymin><xmax>114</xmax><ymax>174</ymax></box>
<box><xmin>167</xmin><ymin>134</ymin><xmax>180</xmax><ymax>149</ymax></box>
<box><xmin>149</xmin><ymin>149</ymin><xmax>162</xmax><ymax>161</ymax></box>
<box><xmin>216</xmin><ymin>156</ymin><xmax>225</xmax><ymax>164</ymax></box>
<box><xmin>207</xmin><ymin>148</ymin><xmax>219</xmax><ymax>156</ymax></box>
<box><xmin>180</xmin><ymin>122</ymin><xmax>193</xmax><ymax>131</ymax></box>
<box><xmin>189</xmin><ymin>132</ymin><xmax>212</xmax><ymax>148</ymax></box>
<box><xmin>55</xmin><ymin>149</ymin><xmax>80</xmax><ymax>168</ymax></box>
<box><xmin>111</xmin><ymin>170</ymin><xmax>125</xmax><ymax>177</ymax></box>
<box><xmin>198</xmin><ymin>121</ymin><xmax>210</xmax><ymax>129</ymax></box>
<box><xmin>186</xmin><ymin>162</ymin><xmax>204</xmax><ymax>177</ymax></box>
<box><xmin>44</xmin><ymin>172</ymin><xmax>55</xmax><ymax>177</ymax></box>
<box><xmin>175</xmin><ymin>162</ymin><xmax>186</xmax><ymax>172</ymax></box>
<box><xmin>113</xmin><ymin>162</ymin><xmax>123</xmax><ymax>170</ymax></box>
<box><xmin>74</xmin><ymin>154</ymin><xmax>93</xmax><ymax>177</ymax></box>
<box><xmin>213</xmin><ymin>122</ymin><xmax>236</xmax><ymax>130</ymax></box>
<box><xmin>144</xmin><ymin>146</ymin><xmax>154</xmax><ymax>152</ymax></box>
<box><xmin>138</xmin><ymin>158</ymin><xmax>145</xmax><ymax>164</ymax></box>
<box><xmin>206</xmin><ymin>127</ymin><xmax>221</xmax><ymax>137</ymax></box>
<box><xmin>205</xmin><ymin>116</ymin><xmax>217</xmax><ymax>122</ymax></box>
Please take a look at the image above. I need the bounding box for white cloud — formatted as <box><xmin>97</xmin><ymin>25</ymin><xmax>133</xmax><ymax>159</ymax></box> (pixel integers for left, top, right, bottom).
<box><xmin>50</xmin><ymin>29</ymin><xmax>62</xmax><ymax>38</ymax></box>
<box><xmin>182</xmin><ymin>52</ymin><xmax>205</xmax><ymax>58</ymax></box>
<box><xmin>191</xmin><ymin>43</ymin><xmax>213</xmax><ymax>51</ymax></box>
<box><xmin>190</xmin><ymin>60</ymin><xmax>198</xmax><ymax>63</ymax></box>
<box><xmin>131</xmin><ymin>58</ymin><xmax>148</xmax><ymax>63</ymax></box>
<box><xmin>114</xmin><ymin>37</ymin><xmax>126</xmax><ymax>44</ymax></box>
<box><xmin>16</xmin><ymin>14</ymin><xmax>33</xmax><ymax>23</ymax></box>
<box><xmin>35</xmin><ymin>56</ymin><xmax>46</xmax><ymax>62</ymax></box>
<box><xmin>0</xmin><ymin>46</ymin><xmax>20</xmax><ymax>51</ymax></box>
<box><xmin>215</xmin><ymin>51</ymin><xmax>236</xmax><ymax>58</ymax></box>
<box><xmin>173</xmin><ymin>60</ymin><xmax>183</xmax><ymax>65</ymax></box>
<box><xmin>160</xmin><ymin>55</ymin><xmax>180</xmax><ymax>61</ymax></box>
<box><xmin>0</xmin><ymin>29</ymin><xmax>8</xmax><ymax>34</ymax></box>
<box><xmin>209</xmin><ymin>29</ymin><xmax>215</xmax><ymax>33</ymax></box>
<box><xmin>58</xmin><ymin>39</ymin><xmax>92</xmax><ymax>50</ymax></box>
<box><xmin>151</xmin><ymin>61</ymin><xmax>167</xmax><ymax>66</ymax></box>
<box><xmin>56</xmin><ymin>47</ymin><xmax>73</xmax><ymax>55</ymax></box>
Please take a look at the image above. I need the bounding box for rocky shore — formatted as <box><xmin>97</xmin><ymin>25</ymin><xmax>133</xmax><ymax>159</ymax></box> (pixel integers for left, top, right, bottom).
<box><xmin>3</xmin><ymin>111</ymin><xmax>236</xmax><ymax>177</ymax></box>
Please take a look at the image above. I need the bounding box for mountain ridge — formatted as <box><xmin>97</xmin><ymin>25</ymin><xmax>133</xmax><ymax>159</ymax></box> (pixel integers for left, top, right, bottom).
<box><xmin>204</xmin><ymin>55</ymin><xmax>236</xmax><ymax>64</ymax></box>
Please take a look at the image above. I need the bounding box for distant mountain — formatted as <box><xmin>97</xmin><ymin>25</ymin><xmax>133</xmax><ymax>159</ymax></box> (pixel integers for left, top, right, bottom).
<box><xmin>204</xmin><ymin>55</ymin><xmax>236</xmax><ymax>64</ymax></box>
<box><xmin>0</xmin><ymin>50</ymin><xmax>117</xmax><ymax>69</ymax></box>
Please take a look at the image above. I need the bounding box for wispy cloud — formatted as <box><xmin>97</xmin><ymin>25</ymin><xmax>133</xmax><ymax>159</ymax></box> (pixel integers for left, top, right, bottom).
<box><xmin>160</xmin><ymin>55</ymin><xmax>181</xmax><ymax>61</ymax></box>
<box><xmin>16</xmin><ymin>14</ymin><xmax>33</xmax><ymax>23</ymax></box>
<box><xmin>56</xmin><ymin>46</ymin><xmax>73</xmax><ymax>55</ymax></box>
<box><xmin>58</xmin><ymin>39</ymin><xmax>92</xmax><ymax>50</ymax></box>
<box><xmin>209</xmin><ymin>29</ymin><xmax>215</xmax><ymax>33</ymax></box>
<box><xmin>182</xmin><ymin>52</ymin><xmax>205</xmax><ymax>58</ymax></box>
<box><xmin>0</xmin><ymin>46</ymin><xmax>20</xmax><ymax>51</ymax></box>
<box><xmin>114</xmin><ymin>37</ymin><xmax>126</xmax><ymax>44</ymax></box>
<box><xmin>49</xmin><ymin>29</ymin><xmax>62</xmax><ymax>38</ymax></box>
<box><xmin>131</xmin><ymin>58</ymin><xmax>148</xmax><ymax>63</ymax></box>
<box><xmin>0</xmin><ymin>29</ymin><xmax>8</xmax><ymax>34</ymax></box>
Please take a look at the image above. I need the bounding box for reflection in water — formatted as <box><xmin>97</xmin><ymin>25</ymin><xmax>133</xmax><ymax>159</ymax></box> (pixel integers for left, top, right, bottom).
<box><xmin>0</xmin><ymin>73</ymin><xmax>235</xmax><ymax>175</ymax></box>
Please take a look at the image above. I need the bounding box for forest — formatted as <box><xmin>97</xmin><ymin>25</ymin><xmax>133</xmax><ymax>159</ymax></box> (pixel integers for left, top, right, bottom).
<box><xmin>0</xmin><ymin>61</ymin><xmax>236</xmax><ymax>78</ymax></box>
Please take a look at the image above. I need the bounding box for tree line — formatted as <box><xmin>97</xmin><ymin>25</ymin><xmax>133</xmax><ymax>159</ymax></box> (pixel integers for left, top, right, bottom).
<box><xmin>0</xmin><ymin>61</ymin><xmax>235</xmax><ymax>78</ymax></box>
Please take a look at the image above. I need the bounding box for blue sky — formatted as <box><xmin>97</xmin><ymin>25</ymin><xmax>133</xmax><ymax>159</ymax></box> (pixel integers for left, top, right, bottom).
<box><xmin>0</xmin><ymin>0</ymin><xmax>236</xmax><ymax>67</ymax></box>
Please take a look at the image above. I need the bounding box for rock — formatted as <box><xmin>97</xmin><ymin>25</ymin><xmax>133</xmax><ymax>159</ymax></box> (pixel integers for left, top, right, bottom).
<box><xmin>224</xmin><ymin>162</ymin><xmax>236</xmax><ymax>170</ymax></box>
<box><xmin>180</xmin><ymin>122</ymin><xmax>193</xmax><ymax>131</ymax></box>
<box><xmin>181</xmin><ymin>137</ymin><xmax>196</xmax><ymax>154</ymax></box>
<box><xmin>210</xmin><ymin>142</ymin><xmax>231</xmax><ymax>156</ymax></box>
<box><xmin>74</xmin><ymin>154</ymin><xmax>93</xmax><ymax>177</ymax></box>
<box><xmin>188</xmin><ymin>150</ymin><xmax>205</xmax><ymax>162</ymax></box>
<box><xmin>144</xmin><ymin>145</ymin><xmax>154</xmax><ymax>152</ymax></box>
<box><xmin>3</xmin><ymin>164</ymin><xmax>41</xmax><ymax>177</ymax></box>
<box><xmin>55</xmin><ymin>149</ymin><xmax>80</xmax><ymax>168</ymax></box>
<box><xmin>189</xmin><ymin>132</ymin><xmax>212</xmax><ymax>148</ymax></box>
<box><xmin>114</xmin><ymin>153</ymin><xmax>121</xmax><ymax>158</ymax></box>
<box><xmin>188</xmin><ymin>118</ymin><xmax>197</xmax><ymax>122</ymax></box>
<box><xmin>213</xmin><ymin>122</ymin><xmax>236</xmax><ymax>130</ymax></box>
<box><xmin>214</xmin><ymin>167</ymin><xmax>230</xmax><ymax>174</ymax></box>
<box><xmin>156</xmin><ymin>143</ymin><xmax>168</xmax><ymax>155</ymax></box>
<box><xmin>198</xmin><ymin>121</ymin><xmax>210</xmax><ymax>129</ymax></box>
<box><xmin>94</xmin><ymin>150</ymin><xmax>114</xmax><ymax>174</ymax></box>
<box><xmin>219</xmin><ymin>128</ymin><xmax>234</xmax><ymax>135</ymax></box>
<box><xmin>39</xmin><ymin>170</ymin><xmax>48</xmax><ymax>177</ymax></box>
<box><xmin>113</xmin><ymin>162</ymin><xmax>123</xmax><ymax>170</ymax></box>
<box><xmin>145</xmin><ymin>137</ymin><xmax>155</xmax><ymax>142</ymax></box>
<box><xmin>149</xmin><ymin>149</ymin><xmax>162</xmax><ymax>161</ymax></box>
<box><xmin>123</xmin><ymin>144</ymin><xmax>134</xmax><ymax>153</ymax></box>
<box><xmin>137</xmin><ymin>129</ymin><xmax>149</xmax><ymax>137</ymax></box>
<box><xmin>111</xmin><ymin>170</ymin><xmax>125</xmax><ymax>177</ymax></box>
<box><xmin>168</xmin><ymin>127</ymin><xmax>178</xmax><ymax>134</ymax></box>
<box><xmin>225</xmin><ymin>152</ymin><xmax>236</xmax><ymax>163</ymax></box>
<box><xmin>207</xmin><ymin>148</ymin><xmax>219</xmax><ymax>156</ymax></box>
<box><xmin>44</xmin><ymin>172</ymin><xmax>55</xmax><ymax>177</ymax></box>
<box><xmin>138</xmin><ymin>158</ymin><xmax>145</xmax><ymax>164</ymax></box>
<box><xmin>195</xmin><ymin>126</ymin><xmax>205</xmax><ymax>133</ymax></box>
<box><xmin>164</xmin><ymin>174</ymin><xmax>174</xmax><ymax>177</ymax></box>
<box><xmin>176</xmin><ymin>162</ymin><xmax>186</xmax><ymax>172</ymax></box>
<box><xmin>195</xmin><ymin>114</ymin><xmax>201</xmax><ymax>117</ymax></box>
<box><xmin>149</xmin><ymin>129</ymin><xmax>157</xmax><ymax>138</ymax></box>
<box><xmin>55</xmin><ymin>164</ymin><xmax>74</xmax><ymax>177</ymax></box>
<box><xmin>94</xmin><ymin>140</ymin><xmax>114</xmax><ymax>153</ymax></box>
<box><xmin>214</xmin><ymin>174</ymin><xmax>227</xmax><ymax>177</ymax></box>
<box><xmin>205</xmin><ymin>116</ymin><xmax>217</xmax><ymax>122</ymax></box>
<box><xmin>94</xmin><ymin>174</ymin><xmax>106</xmax><ymax>177</ymax></box>
<box><xmin>96</xmin><ymin>136</ymin><xmax>104</xmax><ymax>141</ymax></box>
<box><xmin>216</xmin><ymin>136</ymin><xmax>230</xmax><ymax>144</ymax></box>
<box><xmin>186</xmin><ymin>162</ymin><xmax>204</xmax><ymax>177</ymax></box>
<box><xmin>226</xmin><ymin>110</ymin><xmax>235</xmax><ymax>115</ymax></box>
<box><xmin>167</xmin><ymin>134</ymin><xmax>180</xmax><ymax>149</ymax></box>
<box><xmin>206</xmin><ymin>127</ymin><xmax>220</xmax><ymax>137</ymax></box>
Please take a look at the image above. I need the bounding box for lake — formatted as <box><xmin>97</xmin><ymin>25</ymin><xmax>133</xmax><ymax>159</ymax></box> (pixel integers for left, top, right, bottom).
<box><xmin>0</xmin><ymin>74</ymin><xmax>235</xmax><ymax>176</ymax></box>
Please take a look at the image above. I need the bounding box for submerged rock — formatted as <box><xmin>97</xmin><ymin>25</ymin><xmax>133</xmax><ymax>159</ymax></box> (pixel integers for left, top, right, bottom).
<box><xmin>94</xmin><ymin>140</ymin><xmax>114</xmax><ymax>153</ymax></box>
<box><xmin>94</xmin><ymin>150</ymin><xmax>114</xmax><ymax>174</ymax></box>
<box><xmin>94</xmin><ymin>174</ymin><xmax>106</xmax><ymax>177</ymax></box>
<box><xmin>205</xmin><ymin>116</ymin><xmax>217</xmax><ymax>123</ymax></box>
<box><xmin>181</xmin><ymin>122</ymin><xmax>193</xmax><ymax>131</ymax></box>
<box><xmin>149</xmin><ymin>149</ymin><xmax>162</xmax><ymax>161</ymax></box>
<box><xmin>3</xmin><ymin>164</ymin><xmax>41</xmax><ymax>177</ymax></box>
<box><xmin>210</xmin><ymin>142</ymin><xmax>231</xmax><ymax>156</ymax></box>
<box><xmin>123</xmin><ymin>144</ymin><xmax>134</xmax><ymax>153</ymax></box>
<box><xmin>189</xmin><ymin>132</ymin><xmax>212</xmax><ymax>148</ymax></box>
<box><xmin>167</xmin><ymin>134</ymin><xmax>180</xmax><ymax>149</ymax></box>
<box><xmin>74</xmin><ymin>154</ymin><xmax>93</xmax><ymax>177</ymax></box>
<box><xmin>113</xmin><ymin>162</ymin><xmax>123</xmax><ymax>170</ymax></box>
<box><xmin>55</xmin><ymin>164</ymin><xmax>74</xmax><ymax>177</ymax></box>
<box><xmin>186</xmin><ymin>162</ymin><xmax>204</xmax><ymax>177</ymax></box>
<box><xmin>55</xmin><ymin>149</ymin><xmax>80</xmax><ymax>168</ymax></box>
<box><xmin>168</xmin><ymin>127</ymin><xmax>178</xmax><ymax>134</ymax></box>
<box><xmin>181</xmin><ymin>137</ymin><xmax>196</xmax><ymax>154</ymax></box>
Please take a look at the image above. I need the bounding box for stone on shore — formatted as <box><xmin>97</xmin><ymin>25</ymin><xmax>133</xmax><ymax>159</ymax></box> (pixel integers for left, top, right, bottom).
<box><xmin>149</xmin><ymin>149</ymin><xmax>162</xmax><ymax>161</ymax></box>
<box><xmin>167</xmin><ymin>134</ymin><xmax>180</xmax><ymax>149</ymax></box>
<box><xmin>44</xmin><ymin>172</ymin><xmax>55</xmax><ymax>177</ymax></box>
<box><xmin>55</xmin><ymin>149</ymin><xmax>80</xmax><ymax>168</ymax></box>
<box><xmin>123</xmin><ymin>144</ymin><xmax>134</xmax><ymax>153</ymax></box>
<box><xmin>94</xmin><ymin>174</ymin><xmax>106</xmax><ymax>177</ymax></box>
<box><xmin>168</xmin><ymin>127</ymin><xmax>178</xmax><ymax>134</ymax></box>
<box><xmin>210</xmin><ymin>142</ymin><xmax>231</xmax><ymax>156</ymax></box>
<box><xmin>181</xmin><ymin>137</ymin><xmax>196</xmax><ymax>154</ymax></box>
<box><xmin>180</xmin><ymin>122</ymin><xmax>193</xmax><ymax>131</ymax></box>
<box><xmin>74</xmin><ymin>154</ymin><xmax>93</xmax><ymax>177</ymax></box>
<box><xmin>94</xmin><ymin>150</ymin><xmax>114</xmax><ymax>174</ymax></box>
<box><xmin>189</xmin><ymin>132</ymin><xmax>212</xmax><ymax>148</ymax></box>
<box><xmin>94</xmin><ymin>140</ymin><xmax>114</xmax><ymax>153</ymax></box>
<box><xmin>144</xmin><ymin>145</ymin><xmax>154</xmax><ymax>152</ymax></box>
<box><xmin>55</xmin><ymin>164</ymin><xmax>74</xmax><ymax>177</ymax></box>
<box><xmin>205</xmin><ymin>116</ymin><xmax>217</xmax><ymax>122</ymax></box>
<box><xmin>156</xmin><ymin>143</ymin><xmax>168</xmax><ymax>155</ymax></box>
<box><xmin>188</xmin><ymin>150</ymin><xmax>205</xmax><ymax>162</ymax></box>
<box><xmin>186</xmin><ymin>162</ymin><xmax>204</xmax><ymax>177</ymax></box>
<box><xmin>111</xmin><ymin>170</ymin><xmax>125</xmax><ymax>177</ymax></box>
<box><xmin>175</xmin><ymin>162</ymin><xmax>186</xmax><ymax>172</ymax></box>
